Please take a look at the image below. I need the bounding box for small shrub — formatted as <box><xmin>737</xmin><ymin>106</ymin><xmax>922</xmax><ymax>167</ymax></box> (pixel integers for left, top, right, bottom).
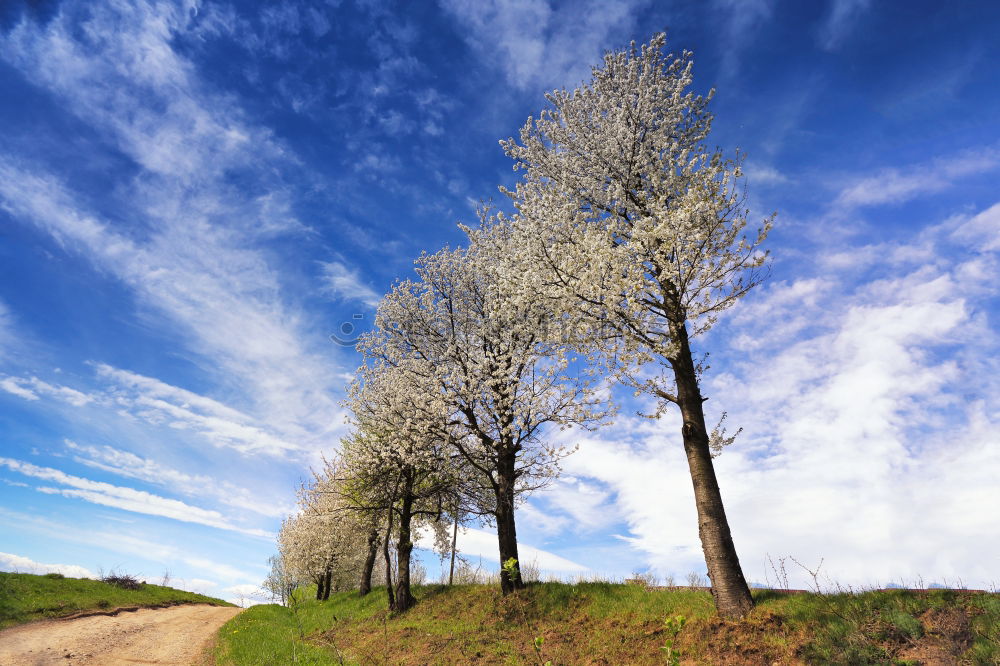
<box><xmin>661</xmin><ymin>614</ymin><xmax>687</xmax><ymax>665</ymax></box>
<box><xmin>102</xmin><ymin>573</ymin><xmax>142</xmax><ymax>590</ymax></box>
<box><xmin>411</xmin><ymin>560</ymin><xmax>427</xmax><ymax>586</ymax></box>
<box><xmin>43</xmin><ymin>572</ymin><xmax>65</xmax><ymax>579</ymax></box>
<box><xmin>521</xmin><ymin>558</ymin><xmax>541</xmax><ymax>583</ymax></box>
<box><xmin>630</xmin><ymin>570</ymin><xmax>658</xmax><ymax>587</ymax></box>
<box><xmin>685</xmin><ymin>571</ymin><xmax>708</xmax><ymax>588</ymax></box>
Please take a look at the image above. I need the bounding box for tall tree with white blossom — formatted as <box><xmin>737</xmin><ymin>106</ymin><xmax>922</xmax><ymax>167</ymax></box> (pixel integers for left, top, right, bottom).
<box><xmin>499</xmin><ymin>33</ymin><xmax>771</xmax><ymax>618</ymax></box>
<box><xmin>359</xmin><ymin>233</ymin><xmax>611</xmax><ymax>594</ymax></box>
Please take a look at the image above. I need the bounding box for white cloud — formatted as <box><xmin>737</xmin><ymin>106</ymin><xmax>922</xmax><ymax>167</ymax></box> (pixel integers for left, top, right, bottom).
<box><xmin>223</xmin><ymin>582</ymin><xmax>264</xmax><ymax>596</ymax></box>
<box><xmin>0</xmin><ymin>377</ymin><xmax>39</xmax><ymax>401</ymax></box>
<box><xmin>416</xmin><ymin>525</ymin><xmax>588</xmax><ymax>574</ymax></box>
<box><xmin>534</xmin><ymin>477</ymin><xmax>617</xmax><ymax>533</ymax></box>
<box><xmin>950</xmin><ymin>200</ymin><xmax>1000</xmax><ymax>252</ymax></box>
<box><xmin>0</xmin><ymin>509</ymin><xmax>265</xmax><ymax>593</ymax></box>
<box><xmin>173</xmin><ymin>577</ymin><xmax>219</xmax><ymax>596</ymax></box>
<box><xmin>320</xmin><ymin>261</ymin><xmax>382</xmax><ymax>307</ymax></box>
<box><xmin>0</xmin><ymin>2</ymin><xmax>347</xmax><ymax>447</ymax></box>
<box><xmin>835</xmin><ymin>146</ymin><xmax>1000</xmax><ymax>208</ymax></box>
<box><xmin>0</xmin><ymin>375</ymin><xmax>94</xmax><ymax>406</ymax></box>
<box><xmin>0</xmin><ymin>457</ymin><xmax>272</xmax><ymax>538</ymax></box>
<box><xmin>0</xmin><ymin>551</ymin><xmax>96</xmax><ymax>579</ymax></box>
<box><xmin>94</xmin><ymin>365</ymin><xmax>250</xmax><ymax>423</ymax></box>
<box><xmin>0</xmin><ymin>365</ymin><xmax>300</xmax><ymax>458</ymax></box>
<box><xmin>0</xmin><ymin>300</ymin><xmax>14</xmax><ymax>359</ymax></box>
<box><xmin>744</xmin><ymin>163</ymin><xmax>789</xmax><ymax>186</ymax></box>
<box><xmin>65</xmin><ymin>439</ymin><xmax>291</xmax><ymax>518</ymax></box>
<box><xmin>222</xmin><ymin>582</ymin><xmax>271</xmax><ymax>606</ymax></box>
<box><xmin>440</xmin><ymin>0</ymin><xmax>647</xmax><ymax>92</ymax></box>
<box><xmin>817</xmin><ymin>0</ymin><xmax>871</xmax><ymax>51</ymax></box>
<box><xmin>536</xmin><ymin>201</ymin><xmax>1000</xmax><ymax>589</ymax></box>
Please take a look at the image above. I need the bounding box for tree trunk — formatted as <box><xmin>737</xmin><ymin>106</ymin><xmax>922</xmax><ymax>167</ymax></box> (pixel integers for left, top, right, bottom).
<box><xmin>359</xmin><ymin>527</ymin><xmax>379</xmax><ymax>596</ymax></box>
<box><xmin>448</xmin><ymin>504</ymin><xmax>459</xmax><ymax>586</ymax></box>
<box><xmin>321</xmin><ymin>566</ymin><xmax>333</xmax><ymax>601</ymax></box>
<box><xmin>383</xmin><ymin>502</ymin><xmax>395</xmax><ymax>609</ymax></box>
<box><xmin>315</xmin><ymin>573</ymin><xmax>326</xmax><ymax>601</ymax></box>
<box><xmin>392</xmin><ymin>474</ymin><xmax>416</xmax><ymax>612</ymax></box>
<box><xmin>495</xmin><ymin>451</ymin><xmax>524</xmax><ymax>595</ymax></box>
<box><xmin>670</xmin><ymin>318</ymin><xmax>754</xmax><ymax>619</ymax></box>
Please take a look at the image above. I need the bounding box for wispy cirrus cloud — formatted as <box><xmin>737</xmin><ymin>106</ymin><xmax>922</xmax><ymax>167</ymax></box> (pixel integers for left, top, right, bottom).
<box><xmin>0</xmin><ymin>1</ymin><xmax>347</xmax><ymax>444</ymax></box>
<box><xmin>0</xmin><ymin>299</ymin><xmax>14</xmax><ymax>359</ymax></box>
<box><xmin>93</xmin><ymin>364</ymin><xmax>300</xmax><ymax>457</ymax></box>
<box><xmin>0</xmin><ymin>457</ymin><xmax>272</xmax><ymax>538</ymax></box>
<box><xmin>0</xmin><ymin>364</ymin><xmax>299</xmax><ymax>457</ymax></box>
<box><xmin>0</xmin><ymin>375</ymin><xmax>93</xmax><ymax>406</ymax></box>
<box><xmin>64</xmin><ymin>439</ymin><xmax>291</xmax><ymax>518</ymax></box>
<box><xmin>320</xmin><ymin>261</ymin><xmax>382</xmax><ymax>307</ymax></box>
<box><xmin>710</xmin><ymin>0</ymin><xmax>773</xmax><ymax>80</ymax></box>
<box><xmin>440</xmin><ymin>0</ymin><xmax>648</xmax><ymax>93</ymax></box>
<box><xmin>817</xmin><ymin>0</ymin><xmax>871</xmax><ymax>51</ymax></box>
<box><xmin>834</xmin><ymin>146</ymin><xmax>1000</xmax><ymax>208</ymax></box>
<box><xmin>950</xmin><ymin>200</ymin><xmax>1000</xmax><ymax>252</ymax></box>
<box><xmin>0</xmin><ymin>377</ymin><xmax>39</xmax><ymax>402</ymax></box>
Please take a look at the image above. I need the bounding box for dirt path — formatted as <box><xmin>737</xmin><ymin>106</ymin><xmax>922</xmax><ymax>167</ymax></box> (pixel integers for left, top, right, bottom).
<box><xmin>0</xmin><ymin>604</ymin><xmax>242</xmax><ymax>665</ymax></box>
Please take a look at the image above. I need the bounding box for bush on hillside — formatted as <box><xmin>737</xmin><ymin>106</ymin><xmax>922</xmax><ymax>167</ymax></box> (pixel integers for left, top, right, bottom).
<box><xmin>101</xmin><ymin>573</ymin><xmax>143</xmax><ymax>590</ymax></box>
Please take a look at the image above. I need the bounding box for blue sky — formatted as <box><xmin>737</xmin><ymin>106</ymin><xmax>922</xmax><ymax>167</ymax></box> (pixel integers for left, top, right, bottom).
<box><xmin>1</xmin><ymin>0</ymin><xmax>998</xmax><ymax>602</ymax></box>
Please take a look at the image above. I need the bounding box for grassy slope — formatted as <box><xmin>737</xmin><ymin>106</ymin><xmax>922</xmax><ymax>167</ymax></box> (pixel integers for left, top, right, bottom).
<box><xmin>0</xmin><ymin>572</ymin><xmax>233</xmax><ymax>629</ymax></box>
<box><xmin>215</xmin><ymin>583</ymin><xmax>999</xmax><ymax>665</ymax></box>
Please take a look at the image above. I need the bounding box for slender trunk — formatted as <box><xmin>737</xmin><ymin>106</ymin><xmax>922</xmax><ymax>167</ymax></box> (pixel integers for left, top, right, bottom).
<box><xmin>495</xmin><ymin>450</ymin><xmax>524</xmax><ymax>595</ymax></box>
<box><xmin>448</xmin><ymin>503</ymin><xmax>459</xmax><ymax>586</ymax></box>
<box><xmin>392</xmin><ymin>474</ymin><xmax>415</xmax><ymax>612</ymax></box>
<box><xmin>315</xmin><ymin>573</ymin><xmax>326</xmax><ymax>601</ymax></box>
<box><xmin>383</xmin><ymin>502</ymin><xmax>395</xmax><ymax>609</ymax></box>
<box><xmin>670</xmin><ymin>318</ymin><xmax>754</xmax><ymax>619</ymax></box>
<box><xmin>359</xmin><ymin>527</ymin><xmax>379</xmax><ymax>596</ymax></box>
<box><xmin>321</xmin><ymin>566</ymin><xmax>333</xmax><ymax>601</ymax></box>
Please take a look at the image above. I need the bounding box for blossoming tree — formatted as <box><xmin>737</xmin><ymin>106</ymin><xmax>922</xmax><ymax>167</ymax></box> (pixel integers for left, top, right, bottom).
<box><xmin>499</xmin><ymin>33</ymin><xmax>771</xmax><ymax>618</ymax></box>
<box><xmin>310</xmin><ymin>455</ymin><xmax>384</xmax><ymax>597</ymax></box>
<box><xmin>359</xmin><ymin>236</ymin><xmax>611</xmax><ymax>594</ymax></box>
<box><xmin>278</xmin><ymin>484</ymin><xmax>368</xmax><ymax>601</ymax></box>
<box><xmin>344</xmin><ymin>361</ymin><xmax>460</xmax><ymax>611</ymax></box>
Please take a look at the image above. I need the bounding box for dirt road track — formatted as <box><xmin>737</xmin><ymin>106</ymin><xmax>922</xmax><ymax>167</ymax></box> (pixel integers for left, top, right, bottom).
<box><xmin>0</xmin><ymin>604</ymin><xmax>241</xmax><ymax>665</ymax></box>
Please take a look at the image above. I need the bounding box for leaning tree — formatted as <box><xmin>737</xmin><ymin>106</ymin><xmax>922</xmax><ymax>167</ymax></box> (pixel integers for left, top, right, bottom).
<box><xmin>499</xmin><ymin>33</ymin><xmax>771</xmax><ymax>618</ymax></box>
<box><xmin>359</xmin><ymin>236</ymin><xmax>611</xmax><ymax>594</ymax></box>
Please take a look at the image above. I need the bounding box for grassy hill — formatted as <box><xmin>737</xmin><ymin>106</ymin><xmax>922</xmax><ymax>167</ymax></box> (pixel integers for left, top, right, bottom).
<box><xmin>0</xmin><ymin>571</ymin><xmax>233</xmax><ymax>629</ymax></box>
<box><xmin>214</xmin><ymin>582</ymin><xmax>999</xmax><ymax>665</ymax></box>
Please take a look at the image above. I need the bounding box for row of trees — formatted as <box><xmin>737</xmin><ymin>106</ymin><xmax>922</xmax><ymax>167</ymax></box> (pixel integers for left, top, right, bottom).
<box><xmin>276</xmin><ymin>32</ymin><xmax>771</xmax><ymax>619</ymax></box>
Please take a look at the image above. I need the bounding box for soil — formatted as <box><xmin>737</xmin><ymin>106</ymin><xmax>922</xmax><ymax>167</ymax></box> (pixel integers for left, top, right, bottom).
<box><xmin>0</xmin><ymin>603</ymin><xmax>241</xmax><ymax>665</ymax></box>
<box><xmin>894</xmin><ymin>607</ymin><xmax>975</xmax><ymax>665</ymax></box>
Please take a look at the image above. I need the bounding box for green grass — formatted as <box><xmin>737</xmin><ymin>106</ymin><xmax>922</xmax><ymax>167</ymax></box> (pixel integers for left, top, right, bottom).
<box><xmin>0</xmin><ymin>571</ymin><xmax>233</xmax><ymax>629</ymax></box>
<box><xmin>751</xmin><ymin>588</ymin><xmax>1000</xmax><ymax>665</ymax></box>
<box><xmin>215</xmin><ymin>583</ymin><xmax>1000</xmax><ymax>665</ymax></box>
<box><xmin>215</xmin><ymin>587</ymin><xmax>392</xmax><ymax>665</ymax></box>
